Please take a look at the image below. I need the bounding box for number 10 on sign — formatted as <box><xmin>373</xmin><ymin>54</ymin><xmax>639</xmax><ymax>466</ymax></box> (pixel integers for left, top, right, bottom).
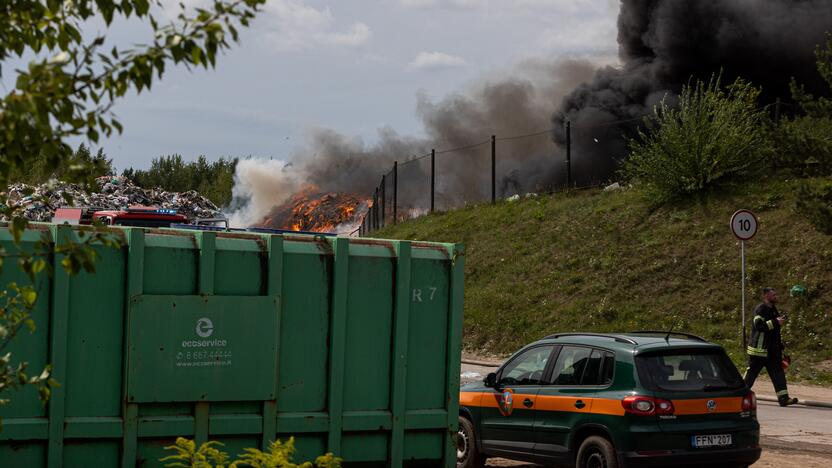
<box><xmin>731</xmin><ymin>210</ymin><xmax>758</xmax><ymax>350</ymax></box>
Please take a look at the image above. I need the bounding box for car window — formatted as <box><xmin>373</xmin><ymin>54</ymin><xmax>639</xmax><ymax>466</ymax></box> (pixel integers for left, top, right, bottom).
<box><xmin>549</xmin><ymin>346</ymin><xmax>592</xmax><ymax>386</ymax></box>
<box><xmin>600</xmin><ymin>352</ymin><xmax>615</xmax><ymax>385</ymax></box>
<box><xmin>580</xmin><ymin>349</ymin><xmax>604</xmax><ymax>385</ymax></box>
<box><xmin>499</xmin><ymin>346</ymin><xmax>553</xmax><ymax>386</ymax></box>
<box><xmin>636</xmin><ymin>351</ymin><xmax>745</xmax><ymax>392</ymax></box>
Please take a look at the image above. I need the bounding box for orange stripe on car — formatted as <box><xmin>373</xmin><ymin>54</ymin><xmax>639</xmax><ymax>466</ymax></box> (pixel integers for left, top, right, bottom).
<box><xmin>460</xmin><ymin>391</ymin><xmax>483</xmax><ymax>407</ymax></box>
<box><xmin>535</xmin><ymin>395</ymin><xmax>593</xmax><ymax>412</ymax></box>
<box><xmin>589</xmin><ymin>398</ymin><xmax>627</xmax><ymax>416</ymax></box>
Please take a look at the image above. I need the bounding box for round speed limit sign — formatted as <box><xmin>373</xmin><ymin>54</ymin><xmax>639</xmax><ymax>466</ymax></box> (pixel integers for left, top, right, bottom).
<box><xmin>731</xmin><ymin>209</ymin><xmax>758</xmax><ymax>240</ymax></box>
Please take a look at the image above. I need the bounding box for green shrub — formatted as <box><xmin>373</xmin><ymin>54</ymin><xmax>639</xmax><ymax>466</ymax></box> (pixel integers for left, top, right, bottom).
<box><xmin>777</xmin><ymin>33</ymin><xmax>832</xmax><ymax>175</ymax></box>
<box><xmin>161</xmin><ymin>437</ymin><xmax>341</xmax><ymax>468</ymax></box>
<box><xmin>775</xmin><ymin>116</ymin><xmax>832</xmax><ymax>175</ymax></box>
<box><xmin>796</xmin><ymin>179</ymin><xmax>832</xmax><ymax>234</ymax></box>
<box><xmin>625</xmin><ymin>75</ymin><xmax>770</xmax><ymax>203</ymax></box>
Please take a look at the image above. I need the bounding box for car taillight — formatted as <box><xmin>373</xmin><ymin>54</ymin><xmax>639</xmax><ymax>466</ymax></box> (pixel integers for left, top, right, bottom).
<box><xmin>742</xmin><ymin>391</ymin><xmax>757</xmax><ymax>411</ymax></box>
<box><xmin>622</xmin><ymin>396</ymin><xmax>674</xmax><ymax>416</ymax></box>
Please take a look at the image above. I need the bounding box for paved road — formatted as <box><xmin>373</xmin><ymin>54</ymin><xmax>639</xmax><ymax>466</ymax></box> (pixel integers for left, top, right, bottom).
<box><xmin>459</xmin><ymin>363</ymin><xmax>832</xmax><ymax>463</ymax></box>
<box><xmin>757</xmin><ymin>399</ymin><xmax>832</xmax><ymax>453</ymax></box>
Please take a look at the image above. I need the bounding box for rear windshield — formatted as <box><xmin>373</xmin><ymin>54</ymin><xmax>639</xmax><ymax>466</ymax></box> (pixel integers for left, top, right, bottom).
<box><xmin>636</xmin><ymin>350</ymin><xmax>745</xmax><ymax>392</ymax></box>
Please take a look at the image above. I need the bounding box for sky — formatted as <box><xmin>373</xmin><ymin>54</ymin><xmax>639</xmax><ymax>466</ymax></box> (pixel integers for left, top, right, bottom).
<box><xmin>71</xmin><ymin>0</ymin><xmax>621</xmax><ymax>171</ymax></box>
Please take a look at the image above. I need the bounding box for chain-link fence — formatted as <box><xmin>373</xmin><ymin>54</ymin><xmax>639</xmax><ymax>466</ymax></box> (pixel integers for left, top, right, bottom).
<box><xmin>355</xmin><ymin>118</ymin><xmax>643</xmax><ymax>237</ymax></box>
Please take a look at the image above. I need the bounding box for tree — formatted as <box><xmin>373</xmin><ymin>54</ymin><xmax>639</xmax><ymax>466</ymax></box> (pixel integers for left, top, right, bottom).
<box><xmin>123</xmin><ymin>155</ymin><xmax>238</xmax><ymax>206</ymax></box>
<box><xmin>0</xmin><ymin>0</ymin><xmax>264</xmax><ymax>423</ymax></box>
<box><xmin>785</xmin><ymin>32</ymin><xmax>832</xmax><ymax>234</ymax></box>
<box><xmin>625</xmin><ymin>75</ymin><xmax>770</xmax><ymax>203</ymax></box>
<box><xmin>7</xmin><ymin>143</ymin><xmax>115</xmax><ymax>184</ymax></box>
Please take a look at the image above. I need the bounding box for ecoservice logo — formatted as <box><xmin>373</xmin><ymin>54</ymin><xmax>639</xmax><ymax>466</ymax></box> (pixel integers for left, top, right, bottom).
<box><xmin>195</xmin><ymin>317</ymin><xmax>214</xmax><ymax>338</ymax></box>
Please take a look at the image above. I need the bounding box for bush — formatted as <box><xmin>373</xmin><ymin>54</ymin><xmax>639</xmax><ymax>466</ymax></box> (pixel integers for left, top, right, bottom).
<box><xmin>776</xmin><ymin>33</ymin><xmax>832</xmax><ymax>175</ymax></box>
<box><xmin>796</xmin><ymin>179</ymin><xmax>832</xmax><ymax>235</ymax></box>
<box><xmin>161</xmin><ymin>437</ymin><xmax>341</xmax><ymax>468</ymax></box>
<box><xmin>775</xmin><ymin>116</ymin><xmax>832</xmax><ymax>175</ymax></box>
<box><xmin>625</xmin><ymin>75</ymin><xmax>770</xmax><ymax>203</ymax></box>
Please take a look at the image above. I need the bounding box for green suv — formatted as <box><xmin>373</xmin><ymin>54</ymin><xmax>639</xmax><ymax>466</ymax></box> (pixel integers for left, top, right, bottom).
<box><xmin>457</xmin><ymin>332</ymin><xmax>760</xmax><ymax>468</ymax></box>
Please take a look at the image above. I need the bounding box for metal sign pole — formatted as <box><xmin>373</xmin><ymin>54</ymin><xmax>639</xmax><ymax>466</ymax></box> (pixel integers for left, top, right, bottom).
<box><xmin>741</xmin><ymin>240</ymin><xmax>746</xmax><ymax>351</ymax></box>
<box><xmin>731</xmin><ymin>209</ymin><xmax>757</xmax><ymax>352</ymax></box>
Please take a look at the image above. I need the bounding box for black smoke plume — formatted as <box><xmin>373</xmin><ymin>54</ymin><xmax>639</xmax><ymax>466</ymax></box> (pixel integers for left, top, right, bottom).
<box><xmin>554</xmin><ymin>0</ymin><xmax>832</xmax><ymax>183</ymax></box>
<box><xmin>231</xmin><ymin>0</ymin><xmax>832</xmax><ymax>226</ymax></box>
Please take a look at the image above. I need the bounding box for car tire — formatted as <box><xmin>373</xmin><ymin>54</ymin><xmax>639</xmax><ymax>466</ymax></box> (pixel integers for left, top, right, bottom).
<box><xmin>576</xmin><ymin>435</ymin><xmax>618</xmax><ymax>468</ymax></box>
<box><xmin>457</xmin><ymin>416</ymin><xmax>485</xmax><ymax>468</ymax></box>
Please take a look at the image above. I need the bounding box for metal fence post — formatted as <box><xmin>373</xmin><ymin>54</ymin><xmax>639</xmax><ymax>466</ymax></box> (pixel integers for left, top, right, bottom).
<box><xmin>393</xmin><ymin>161</ymin><xmax>398</xmax><ymax>224</ymax></box>
<box><xmin>430</xmin><ymin>149</ymin><xmax>435</xmax><ymax>213</ymax></box>
<box><xmin>373</xmin><ymin>188</ymin><xmax>379</xmax><ymax>230</ymax></box>
<box><xmin>491</xmin><ymin>135</ymin><xmax>496</xmax><ymax>204</ymax></box>
<box><xmin>565</xmin><ymin>121</ymin><xmax>572</xmax><ymax>189</ymax></box>
<box><xmin>380</xmin><ymin>175</ymin><xmax>386</xmax><ymax>228</ymax></box>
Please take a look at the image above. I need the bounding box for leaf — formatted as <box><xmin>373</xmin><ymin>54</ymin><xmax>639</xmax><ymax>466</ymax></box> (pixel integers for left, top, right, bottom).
<box><xmin>22</xmin><ymin>289</ymin><xmax>38</xmax><ymax>307</ymax></box>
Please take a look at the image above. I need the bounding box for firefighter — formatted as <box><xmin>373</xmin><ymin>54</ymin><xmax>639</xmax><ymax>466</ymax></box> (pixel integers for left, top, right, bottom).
<box><xmin>743</xmin><ymin>288</ymin><xmax>798</xmax><ymax>406</ymax></box>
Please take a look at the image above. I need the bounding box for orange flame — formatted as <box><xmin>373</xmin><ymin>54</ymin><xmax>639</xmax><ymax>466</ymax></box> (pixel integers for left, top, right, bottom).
<box><xmin>258</xmin><ymin>185</ymin><xmax>371</xmax><ymax>233</ymax></box>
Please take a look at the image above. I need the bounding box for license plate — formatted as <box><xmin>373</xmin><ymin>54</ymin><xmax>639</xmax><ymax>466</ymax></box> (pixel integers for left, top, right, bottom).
<box><xmin>691</xmin><ymin>434</ymin><xmax>732</xmax><ymax>448</ymax></box>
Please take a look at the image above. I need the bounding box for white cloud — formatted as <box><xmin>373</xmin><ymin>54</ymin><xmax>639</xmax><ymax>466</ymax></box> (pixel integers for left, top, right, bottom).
<box><xmin>399</xmin><ymin>0</ymin><xmax>486</xmax><ymax>9</ymax></box>
<box><xmin>158</xmin><ymin>0</ymin><xmax>372</xmax><ymax>52</ymax></box>
<box><xmin>321</xmin><ymin>23</ymin><xmax>372</xmax><ymax>47</ymax></box>
<box><xmin>258</xmin><ymin>0</ymin><xmax>373</xmax><ymax>51</ymax></box>
<box><xmin>408</xmin><ymin>51</ymin><xmax>468</xmax><ymax>70</ymax></box>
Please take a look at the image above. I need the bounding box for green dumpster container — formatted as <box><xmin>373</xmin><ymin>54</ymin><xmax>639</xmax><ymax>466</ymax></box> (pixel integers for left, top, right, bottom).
<box><xmin>0</xmin><ymin>224</ymin><xmax>464</xmax><ymax>467</ymax></box>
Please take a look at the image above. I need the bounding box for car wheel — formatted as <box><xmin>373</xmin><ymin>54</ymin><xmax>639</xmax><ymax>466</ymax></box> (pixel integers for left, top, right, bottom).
<box><xmin>457</xmin><ymin>416</ymin><xmax>485</xmax><ymax>468</ymax></box>
<box><xmin>576</xmin><ymin>435</ymin><xmax>618</xmax><ymax>468</ymax></box>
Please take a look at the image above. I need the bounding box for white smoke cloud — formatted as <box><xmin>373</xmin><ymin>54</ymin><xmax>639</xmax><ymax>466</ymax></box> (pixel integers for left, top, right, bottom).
<box><xmin>227</xmin><ymin>159</ymin><xmax>304</xmax><ymax>228</ymax></box>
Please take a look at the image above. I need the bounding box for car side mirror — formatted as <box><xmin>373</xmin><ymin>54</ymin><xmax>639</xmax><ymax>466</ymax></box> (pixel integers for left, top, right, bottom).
<box><xmin>484</xmin><ymin>372</ymin><xmax>498</xmax><ymax>388</ymax></box>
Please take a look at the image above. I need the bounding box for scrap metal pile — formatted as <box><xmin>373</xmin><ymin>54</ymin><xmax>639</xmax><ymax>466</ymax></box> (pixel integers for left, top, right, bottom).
<box><xmin>3</xmin><ymin>176</ymin><xmax>221</xmax><ymax>222</ymax></box>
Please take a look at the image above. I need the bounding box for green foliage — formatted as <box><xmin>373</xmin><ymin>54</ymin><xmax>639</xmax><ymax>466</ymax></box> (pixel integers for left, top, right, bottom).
<box><xmin>0</xmin><ymin>0</ymin><xmax>264</xmax><ymax>424</ymax></box>
<box><xmin>795</xmin><ymin>179</ymin><xmax>832</xmax><ymax>235</ymax></box>
<box><xmin>123</xmin><ymin>155</ymin><xmax>237</xmax><ymax>206</ymax></box>
<box><xmin>776</xmin><ymin>33</ymin><xmax>832</xmax><ymax>176</ymax></box>
<box><xmin>161</xmin><ymin>437</ymin><xmax>342</xmax><ymax>468</ymax></box>
<box><xmin>161</xmin><ymin>438</ymin><xmax>230</xmax><ymax>468</ymax></box>
<box><xmin>6</xmin><ymin>143</ymin><xmax>114</xmax><ymax>185</ymax></box>
<box><xmin>775</xmin><ymin>116</ymin><xmax>832</xmax><ymax>175</ymax></box>
<box><xmin>790</xmin><ymin>32</ymin><xmax>832</xmax><ymax>118</ymax></box>
<box><xmin>625</xmin><ymin>75</ymin><xmax>770</xmax><ymax>203</ymax></box>
<box><xmin>0</xmin><ymin>283</ymin><xmax>59</xmax><ymax>429</ymax></box>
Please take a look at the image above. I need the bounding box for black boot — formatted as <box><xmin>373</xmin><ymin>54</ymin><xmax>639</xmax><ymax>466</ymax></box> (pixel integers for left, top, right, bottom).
<box><xmin>778</xmin><ymin>396</ymin><xmax>798</xmax><ymax>407</ymax></box>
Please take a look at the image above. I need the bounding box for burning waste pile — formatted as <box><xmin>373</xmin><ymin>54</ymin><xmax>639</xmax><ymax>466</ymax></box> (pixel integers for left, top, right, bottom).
<box><xmin>256</xmin><ymin>187</ymin><xmax>371</xmax><ymax>234</ymax></box>
<box><xmin>3</xmin><ymin>176</ymin><xmax>221</xmax><ymax>222</ymax></box>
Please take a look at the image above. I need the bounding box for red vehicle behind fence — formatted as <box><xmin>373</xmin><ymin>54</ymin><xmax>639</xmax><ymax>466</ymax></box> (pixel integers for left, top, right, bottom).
<box><xmin>53</xmin><ymin>206</ymin><xmax>189</xmax><ymax>228</ymax></box>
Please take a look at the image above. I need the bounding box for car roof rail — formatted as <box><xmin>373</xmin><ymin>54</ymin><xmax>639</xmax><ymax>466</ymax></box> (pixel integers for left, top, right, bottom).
<box><xmin>627</xmin><ymin>330</ymin><xmax>707</xmax><ymax>342</ymax></box>
<box><xmin>543</xmin><ymin>333</ymin><xmax>638</xmax><ymax>345</ymax></box>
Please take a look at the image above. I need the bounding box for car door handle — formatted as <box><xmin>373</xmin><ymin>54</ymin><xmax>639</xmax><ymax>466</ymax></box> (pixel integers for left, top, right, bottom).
<box><xmin>574</xmin><ymin>400</ymin><xmax>586</xmax><ymax>409</ymax></box>
<box><xmin>523</xmin><ymin>398</ymin><xmax>534</xmax><ymax>408</ymax></box>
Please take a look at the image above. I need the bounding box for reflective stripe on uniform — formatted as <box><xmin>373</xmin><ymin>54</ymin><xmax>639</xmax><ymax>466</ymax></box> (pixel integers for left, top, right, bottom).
<box><xmin>766</xmin><ymin>320</ymin><xmax>775</xmax><ymax>330</ymax></box>
<box><xmin>776</xmin><ymin>390</ymin><xmax>790</xmax><ymax>397</ymax></box>
<box><xmin>746</xmin><ymin>346</ymin><xmax>767</xmax><ymax>357</ymax></box>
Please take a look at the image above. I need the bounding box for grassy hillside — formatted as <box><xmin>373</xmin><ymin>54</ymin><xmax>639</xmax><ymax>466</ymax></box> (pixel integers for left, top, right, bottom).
<box><xmin>372</xmin><ymin>176</ymin><xmax>832</xmax><ymax>385</ymax></box>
